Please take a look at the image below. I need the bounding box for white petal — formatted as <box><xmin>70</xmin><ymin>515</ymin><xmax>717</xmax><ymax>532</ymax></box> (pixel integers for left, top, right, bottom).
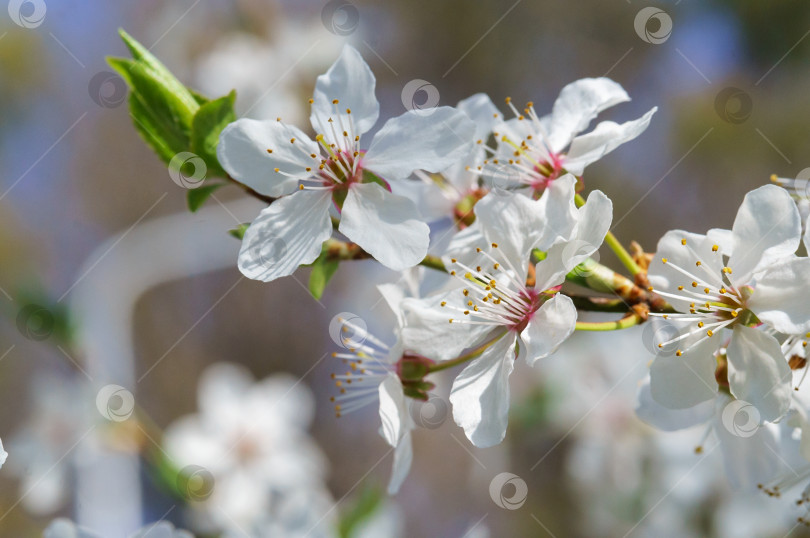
<box><xmin>563</xmin><ymin>107</ymin><xmax>657</xmax><ymax>176</ymax></box>
<box><xmin>728</xmin><ymin>184</ymin><xmax>801</xmax><ymax>286</ymax></box>
<box><xmin>217</xmin><ymin>119</ymin><xmax>318</xmax><ymax>197</ymax></box>
<box><xmin>401</xmin><ymin>290</ymin><xmax>495</xmax><ymax>361</ymax></box>
<box><xmin>449</xmin><ymin>334</ymin><xmax>516</xmax><ymax>447</ymax></box>
<box><xmin>533</xmin><ymin>174</ymin><xmax>580</xmax><ymax>249</ymax></box>
<box><xmin>473</xmin><ymin>191</ymin><xmax>547</xmax><ymax>274</ymax></box>
<box><xmin>377</xmin><ymin>283</ymin><xmax>409</xmax><ymax>327</ymax></box>
<box><xmin>310</xmin><ymin>45</ymin><xmax>379</xmax><ymax>136</ymax></box>
<box><xmin>713</xmin><ymin>396</ymin><xmax>781</xmax><ymax>488</ymax></box>
<box><xmin>635</xmin><ymin>379</ymin><xmax>714</xmax><ymax>431</ymax></box>
<box><xmin>0</xmin><ymin>438</ymin><xmax>6</xmax><ymax>470</ymax></box>
<box><xmin>238</xmin><ymin>190</ymin><xmax>332</xmax><ymax>282</ymax></box>
<box><xmin>390</xmin><ymin>178</ymin><xmax>456</xmax><ymax>222</ymax></box>
<box><xmin>379</xmin><ymin>375</ymin><xmax>409</xmax><ymax>447</ymax></box>
<box><xmin>457</xmin><ymin>93</ymin><xmax>500</xmax><ymax>141</ymax></box>
<box><xmin>546</xmin><ymin>77</ymin><xmax>631</xmax><ymax>153</ymax></box>
<box><xmin>443</xmin><ymin>220</ymin><xmax>486</xmax><ymax>268</ymax></box>
<box><xmin>533</xmin><ymin>188</ymin><xmax>613</xmax><ymax>290</ymax></box>
<box><xmin>726</xmin><ymin>326</ymin><xmax>792</xmax><ymax>422</ymax></box>
<box><xmin>748</xmin><ymin>257</ymin><xmax>810</xmax><ymax>334</ymax></box>
<box><xmin>387</xmin><ymin>430</ymin><xmax>413</xmax><ymax>495</ymax></box>
<box><xmin>647</xmin><ymin>230</ymin><xmax>723</xmax><ymax>313</ymax></box>
<box><xmin>788</xmin><ymin>406</ymin><xmax>810</xmax><ymax>461</ymax></box>
<box><xmin>649</xmin><ymin>332</ymin><xmax>718</xmax><ymax>409</ymax></box>
<box><xmin>520</xmin><ymin>294</ymin><xmax>577</xmax><ymax>367</ymax></box>
<box><xmin>339</xmin><ymin>183</ymin><xmax>429</xmax><ymax>270</ymax></box>
<box><xmin>363</xmin><ymin>107</ymin><xmax>476</xmax><ymax>180</ymax></box>
<box><xmin>44</xmin><ymin>519</ymin><xmax>101</xmax><ymax>538</ymax></box>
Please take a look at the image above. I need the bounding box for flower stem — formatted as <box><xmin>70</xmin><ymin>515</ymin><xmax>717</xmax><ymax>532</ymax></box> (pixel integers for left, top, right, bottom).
<box><xmin>575</xmin><ymin>313</ymin><xmax>643</xmax><ymax>331</ymax></box>
<box><xmin>573</xmin><ymin>193</ymin><xmax>642</xmax><ymax>276</ymax></box>
<box><xmin>427</xmin><ymin>335</ymin><xmax>502</xmax><ymax>373</ymax></box>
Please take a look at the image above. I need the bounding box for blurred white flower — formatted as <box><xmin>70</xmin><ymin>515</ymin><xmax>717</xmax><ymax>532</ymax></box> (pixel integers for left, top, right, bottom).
<box><xmin>6</xmin><ymin>375</ymin><xmax>93</xmax><ymax>515</ymax></box>
<box><xmin>162</xmin><ymin>362</ymin><xmax>332</xmax><ymax>535</ymax></box>
<box><xmin>44</xmin><ymin>518</ymin><xmax>192</xmax><ymax>538</ymax></box>
<box><xmin>194</xmin><ymin>21</ymin><xmax>346</xmax><ymax>124</ymax></box>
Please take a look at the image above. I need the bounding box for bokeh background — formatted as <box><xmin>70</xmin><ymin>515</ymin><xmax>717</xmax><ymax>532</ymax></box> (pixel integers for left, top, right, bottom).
<box><xmin>2</xmin><ymin>0</ymin><xmax>810</xmax><ymax>536</ymax></box>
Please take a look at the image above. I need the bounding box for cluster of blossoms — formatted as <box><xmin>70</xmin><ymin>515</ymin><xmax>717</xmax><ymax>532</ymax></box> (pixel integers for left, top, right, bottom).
<box><xmin>217</xmin><ymin>44</ymin><xmax>810</xmax><ymax>511</ymax></box>
<box><xmin>55</xmin><ymin>33</ymin><xmax>810</xmax><ymax>535</ymax></box>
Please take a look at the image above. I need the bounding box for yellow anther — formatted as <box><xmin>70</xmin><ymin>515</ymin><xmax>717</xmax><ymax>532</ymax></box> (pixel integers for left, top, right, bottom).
<box><xmin>692</xmin><ymin>281</ymin><xmax>698</xmax><ymax>287</ymax></box>
<box><xmin>676</xmin><ymin>350</ymin><xmax>683</xmax><ymax>357</ymax></box>
<box><xmin>274</xmin><ymin>168</ymin><xmax>280</xmax><ymax>172</ymax></box>
<box><xmin>662</xmin><ymin>257</ymin><xmax>668</xmax><ymax>263</ymax></box>
<box><xmin>707</xmin><ymin>330</ymin><xmax>714</xmax><ymax>337</ymax></box>
<box><xmin>698</xmin><ymin>322</ymin><xmax>704</xmax><ymax>328</ymax></box>
<box><xmin>332</xmin><ymin>99</ymin><xmax>339</xmax><ymax>104</ymax></box>
<box><xmin>308</xmin><ymin>98</ymin><xmax>314</xmax><ymax>104</ymax></box>
<box><xmin>712</xmin><ymin>245</ymin><xmax>719</xmax><ymax>252</ymax></box>
<box><xmin>492</xmin><ymin>242</ymin><xmax>499</xmax><ymax>248</ymax></box>
<box><xmin>695</xmin><ymin>261</ymin><xmax>702</xmax><ymax>266</ymax></box>
<box><xmin>267</xmin><ymin>149</ymin><xmax>273</xmax><ymax>153</ymax></box>
<box><xmin>440</xmin><ymin>301</ymin><xmax>447</xmax><ymax>307</ymax></box>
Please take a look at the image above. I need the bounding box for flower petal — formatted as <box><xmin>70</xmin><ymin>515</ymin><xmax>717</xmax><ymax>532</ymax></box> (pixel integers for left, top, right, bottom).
<box><xmin>546</xmin><ymin>77</ymin><xmax>631</xmax><ymax>153</ymax></box>
<box><xmin>647</xmin><ymin>230</ymin><xmax>723</xmax><ymax>313</ymax></box>
<box><xmin>238</xmin><ymin>190</ymin><xmax>332</xmax><ymax>282</ymax></box>
<box><xmin>713</xmin><ymin>396</ymin><xmax>781</xmax><ymax>488</ymax></box>
<box><xmin>520</xmin><ymin>294</ymin><xmax>577</xmax><ymax>367</ymax></box>
<box><xmin>635</xmin><ymin>378</ymin><xmax>714</xmax><ymax>431</ymax></box>
<box><xmin>217</xmin><ymin>119</ymin><xmax>318</xmax><ymax>197</ymax></box>
<box><xmin>339</xmin><ymin>183</ymin><xmax>430</xmax><ymax>270</ymax></box>
<box><xmin>533</xmin><ymin>188</ymin><xmax>613</xmax><ymax>291</ymax></box>
<box><xmin>363</xmin><ymin>107</ymin><xmax>476</xmax><ymax>180</ymax></box>
<box><xmin>728</xmin><ymin>184</ymin><xmax>801</xmax><ymax>286</ymax></box>
<box><xmin>472</xmin><ymin>191</ymin><xmax>547</xmax><ymax>275</ymax></box>
<box><xmin>748</xmin><ymin>257</ymin><xmax>810</xmax><ymax>334</ymax></box>
<box><xmin>449</xmin><ymin>333</ymin><xmax>517</xmax><ymax>447</ymax></box>
<box><xmin>649</xmin><ymin>329</ymin><xmax>718</xmax><ymax>409</ymax></box>
<box><xmin>726</xmin><ymin>326</ymin><xmax>792</xmax><ymax>422</ymax></box>
<box><xmin>387</xmin><ymin>430</ymin><xmax>413</xmax><ymax>495</ymax></box>
<box><xmin>457</xmin><ymin>93</ymin><xmax>501</xmax><ymax>141</ymax></box>
<box><xmin>401</xmin><ymin>290</ymin><xmax>496</xmax><ymax>361</ymax></box>
<box><xmin>379</xmin><ymin>375</ymin><xmax>409</xmax><ymax>447</ymax></box>
<box><xmin>310</xmin><ymin>45</ymin><xmax>379</xmax><ymax>136</ymax></box>
<box><xmin>563</xmin><ymin>107</ymin><xmax>657</xmax><ymax>176</ymax></box>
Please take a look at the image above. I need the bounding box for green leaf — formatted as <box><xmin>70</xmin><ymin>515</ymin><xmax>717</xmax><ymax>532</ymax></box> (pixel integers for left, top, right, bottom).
<box><xmin>308</xmin><ymin>251</ymin><xmax>340</xmax><ymax>300</ymax></box>
<box><xmin>107</xmin><ymin>30</ymin><xmax>201</xmax><ymax>165</ymax></box>
<box><xmin>186</xmin><ymin>183</ymin><xmax>225</xmax><ymax>213</ymax></box>
<box><xmin>228</xmin><ymin>223</ymin><xmax>250</xmax><ymax>240</ymax></box>
<box><xmin>116</xmin><ymin>29</ymin><xmax>199</xmax><ymax>114</ymax></box>
<box><xmin>191</xmin><ymin>90</ymin><xmax>236</xmax><ymax>178</ymax></box>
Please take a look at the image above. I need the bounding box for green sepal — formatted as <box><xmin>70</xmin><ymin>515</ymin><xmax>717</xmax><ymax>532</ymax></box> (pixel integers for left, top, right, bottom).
<box><xmin>228</xmin><ymin>223</ymin><xmax>250</xmax><ymax>240</ymax></box>
<box><xmin>308</xmin><ymin>249</ymin><xmax>340</xmax><ymax>300</ymax></box>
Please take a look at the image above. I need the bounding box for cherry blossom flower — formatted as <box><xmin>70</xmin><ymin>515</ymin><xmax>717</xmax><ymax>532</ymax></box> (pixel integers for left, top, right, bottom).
<box><xmin>162</xmin><ymin>363</ymin><xmax>331</xmax><ymax>535</ymax></box>
<box><xmin>402</xmin><ymin>175</ymin><xmax>612</xmax><ymax>446</ymax></box>
<box><xmin>479</xmin><ymin>78</ymin><xmax>656</xmax><ymax>194</ymax></box>
<box><xmin>218</xmin><ymin>45</ymin><xmax>476</xmax><ymax>281</ymax></box>
<box><xmin>646</xmin><ymin>184</ymin><xmax>810</xmax><ymax>422</ymax></box>
<box><xmin>329</xmin><ymin>282</ymin><xmax>430</xmax><ymax>494</ymax></box>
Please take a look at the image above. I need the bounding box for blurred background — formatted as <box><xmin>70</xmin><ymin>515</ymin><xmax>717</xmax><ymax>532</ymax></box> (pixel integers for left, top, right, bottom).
<box><xmin>2</xmin><ymin>0</ymin><xmax>810</xmax><ymax>536</ymax></box>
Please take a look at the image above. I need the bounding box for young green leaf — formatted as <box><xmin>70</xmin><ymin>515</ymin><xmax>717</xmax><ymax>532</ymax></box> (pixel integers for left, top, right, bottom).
<box><xmin>191</xmin><ymin>90</ymin><xmax>236</xmax><ymax>178</ymax></box>
<box><xmin>107</xmin><ymin>30</ymin><xmax>200</xmax><ymax>165</ymax></box>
